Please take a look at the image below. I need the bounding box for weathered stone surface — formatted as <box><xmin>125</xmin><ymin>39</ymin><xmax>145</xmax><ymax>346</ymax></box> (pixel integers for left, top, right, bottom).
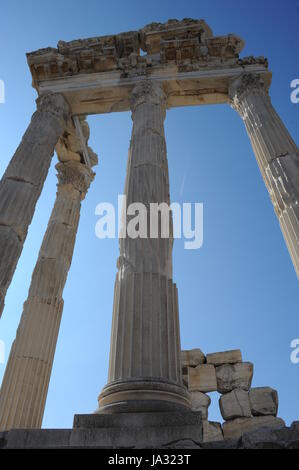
<box><xmin>239</xmin><ymin>421</ymin><xmax>299</xmax><ymax>449</ymax></box>
<box><xmin>189</xmin><ymin>365</ymin><xmax>217</xmax><ymax>393</ymax></box>
<box><xmin>0</xmin><ymin>226</ymin><xmax>22</xmax><ymax>316</ymax></box>
<box><xmin>181</xmin><ymin>349</ymin><xmax>206</xmax><ymax>367</ymax></box>
<box><xmin>216</xmin><ymin>362</ymin><xmax>253</xmax><ymax>394</ymax></box>
<box><xmin>219</xmin><ymin>389</ymin><xmax>251</xmax><ymax>420</ymax></box>
<box><xmin>202</xmin><ymin>438</ymin><xmax>239</xmax><ymax>450</ymax></box>
<box><xmin>249</xmin><ymin>387</ymin><xmax>278</xmax><ymax>417</ymax></box>
<box><xmin>1</xmin><ymin>429</ymin><xmax>72</xmax><ymax>449</ymax></box>
<box><xmin>202</xmin><ymin>421</ymin><xmax>224</xmax><ymax>443</ymax></box>
<box><xmin>201</xmin><ymin>422</ymin><xmax>299</xmax><ymax>449</ymax></box>
<box><xmin>206</xmin><ymin>349</ymin><xmax>242</xmax><ymax>366</ymax></box>
<box><xmin>223</xmin><ymin>416</ymin><xmax>285</xmax><ymax>440</ymax></box>
<box><xmin>162</xmin><ymin>439</ymin><xmax>201</xmax><ymax>449</ymax></box>
<box><xmin>0</xmin><ymin>179</ymin><xmax>40</xmax><ymax>240</ymax></box>
<box><xmin>190</xmin><ymin>392</ymin><xmax>211</xmax><ymax>419</ymax></box>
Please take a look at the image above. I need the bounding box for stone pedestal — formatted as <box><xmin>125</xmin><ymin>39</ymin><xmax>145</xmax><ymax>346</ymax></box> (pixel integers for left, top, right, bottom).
<box><xmin>0</xmin><ymin>411</ymin><xmax>202</xmax><ymax>449</ymax></box>
<box><xmin>98</xmin><ymin>80</ymin><xmax>190</xmax><ymax>413</ymax></box>
<box><xmin>73</xmin><ymin>411</ymin><xmax>202</xmax><ymax>448</ymax></box>
<box><xmin>229</xmin><ymin>73</ymin><xmax>299</xmax><ymax>278</ymax></box>
<box><xmin>0</xmin><ymin>93</ymin><xmax>69</xmax><ymax>317</ymax></box>
<box><xmin>0</xmin><ymin>161</ymin><xmax>94</xmax><ymax>431</ymax></box>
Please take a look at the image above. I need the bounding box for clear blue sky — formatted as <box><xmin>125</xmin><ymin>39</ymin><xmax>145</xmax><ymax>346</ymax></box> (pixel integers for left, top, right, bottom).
<box><xmin>0</xmin><ymin>0</ymin><xmax>298</xmax><ymax>427</ymax></box>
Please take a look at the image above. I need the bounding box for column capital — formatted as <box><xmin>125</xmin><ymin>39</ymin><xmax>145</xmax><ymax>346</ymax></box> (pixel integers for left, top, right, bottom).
<box><xmin>36</xmin><ymin>93</ymin><xmax>70</xmax><ymax>123</ymax></box>
<box><xmin>130</xmin><ymin>80</ymin><xmax>167</xmax><ymax>113</ymax></box>
<box><xmin>56</xmin><ymin>161</ymin><xmax>95</xmax><ymax>198</ymax></box>
<box><xmin>229</xmin><ymin>73</ymin><xmax>269</xmax><ymax>113</ymax></box>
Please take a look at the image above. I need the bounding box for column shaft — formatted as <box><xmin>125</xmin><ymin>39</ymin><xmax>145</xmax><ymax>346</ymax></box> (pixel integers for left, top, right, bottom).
<box><xmin>230</xmin><ymin>74</ymin><xmax>299</xmax><ymax>278</ymax></box>
<box><xmin>98</xmin><ymin>81</ymin><xmax>190</xmax><ymax>413</ymax></box>
<box><xmin>0</xmin><ymin>93</ymin><xmax>69</xmax><ymax>316</ymax></box>
<box><xmin>0</xmin><ymin>161</ymin><xmax>94</xmax><ymax>431</ymax></box>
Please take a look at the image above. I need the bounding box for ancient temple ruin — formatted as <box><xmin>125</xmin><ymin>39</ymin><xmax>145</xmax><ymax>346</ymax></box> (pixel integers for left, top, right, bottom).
<box><xmin>0</xmin><ymin>19</ymin><xmax>298</xmax><ymax>449</ymax></box>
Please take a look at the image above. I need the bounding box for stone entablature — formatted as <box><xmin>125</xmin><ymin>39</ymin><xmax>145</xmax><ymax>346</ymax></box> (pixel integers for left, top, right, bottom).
<box><xmin>27</xmin><ymin>19</ymin><xmax>244</xmax><ymax>80</ymax></box>
<box><xmin>26</xmin><ymin>19</ymin><xmax>271</xmax><ymax>115</ymax></box>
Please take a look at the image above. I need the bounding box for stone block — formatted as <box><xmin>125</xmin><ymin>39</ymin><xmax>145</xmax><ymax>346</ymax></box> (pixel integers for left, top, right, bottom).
<box><xmin>1</xmin><ymin>412</ymin><xmax>203</xmax><ymax>449</ymax></box>
<box><xmin>202</xmin><ymin>438</ymin><xmax>239</xmax><ymax>449</ymax></box>
<box><xmin>223</xmin><ymin>416</ymin><xmax>286</xmax><ymax>440</ymax></box>
<box><xmin>216</xmin><ymin>362</ymin><xmax>253</xmax><ymax>394</ymax></box>
<box><xmin>249</xmin><ymin>387</ymin><xmax>278</xmax><ymax>417</ymax></box>
<box><xmin>202</xmin><ymin>421</ymin><xmax>224</xmax><ymax>443</ymax></box>
<box><xmin>72</xmin><ymin>411</ymin><xmax>203</xmax><ymax>448</ymax></box>
<box><xmin>291</xmin><ymin>421</ymin><xmax>299</xmax><ymax>431</ymax></box>
<box><xmin>219</xmin><ymin>389</ymin><xmax>251</xmax><ymax>420</ymax></box>
<box><xmin>190</xmin><ymin>392</ymin><xmax>211</xmax><ymax>420</ymax></box>
<box><xmin>74</xmin><ymin>411</ymin><xmax>202</xmax><ymax>429</ymax></box>
<box><xmin>162</xmin><ymin>439</ymin><xmax>201</xmax><ymax>449</ymax></box>
<box><xmin>189</xmin><ymin>364</ymin><xmax>217</xmax><ymax>393</ymax></box>
<box><xmin>4</xmin><ymin>429</ymin><xmax>72</xmax><ymax>449</ymax></box>
<box><xmin>206</xmin><ymin>349</ymin><xmax>242</xmax><ymax>366</ymax></box>
<box><xmin>241</xmin><ymin>423</ymin><xmax>299</xmax><ymax>450</ymax></box>
<box><xmin>181</xmin><ymin>349</ymin><xmax>206</xmax><ymax>367</ymax></box>
<box><xmin>70</xmin><ymin>425</ymin><xmax>203</xmax><ymax>449</ymax></box>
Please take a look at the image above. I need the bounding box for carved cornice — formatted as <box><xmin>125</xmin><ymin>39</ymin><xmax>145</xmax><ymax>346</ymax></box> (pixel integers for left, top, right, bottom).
<box><xmin>56</xmin><ymin>161</ymin><xmax>95</xmax><ymax>196</ymax></box>
<box><xmin>130</xmin><ymin>81</ymin><xmax>167</xmax><ymax>112</ymax></box>
<box><xmin>36</xmin><ymin>93</ymin><xmax>70</xmax><ymax>122</ymax></box>
<box><xmin>139</xmin><ymin>18</ymin><xmax>214</xmax><ymax>55</ymax></box>
<box><xmin>27</xmin><ymin>19</ymin><xmax>247</xmax><ymax>86</ymax></box>
<box><xmin>139</xmin><ymin>18</ymin><xmax>213</xmax><ymax>36</ymax></box>
<box><xmin>237</xmin><ymin>56</ymin><xmax>268</xmax><ymax>68</ymax></box>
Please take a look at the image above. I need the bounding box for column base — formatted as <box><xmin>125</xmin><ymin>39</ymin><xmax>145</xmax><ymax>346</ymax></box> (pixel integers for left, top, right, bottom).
<box><xmin>98</xmin><ymin>378</ymin><xmax>191</xmax><ymax>414</ymax></box>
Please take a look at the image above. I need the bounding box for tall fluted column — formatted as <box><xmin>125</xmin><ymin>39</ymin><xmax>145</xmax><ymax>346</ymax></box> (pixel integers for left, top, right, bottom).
<box><xmin>98</xmin><ymin>81</ymin><xmax>190</xmax><ymax>413</ymax></box>
<box><xmin>0</xmin><ymin>161</ymin><xmax>94</xmax><ymax>431</ymax></box>
<box><xmin>229</xmin><ymin>74</ymin><xmax>299</xmax><ymax>278</ymax></box>
<box><xmin>0</xmin><ymin>93</ymin><xmax>70</xmax><ymax>317</ymax></box>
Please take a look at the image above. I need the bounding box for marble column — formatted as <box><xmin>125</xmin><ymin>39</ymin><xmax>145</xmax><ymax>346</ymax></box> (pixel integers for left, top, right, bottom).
<box><xmin>0</xmin><ymin>161</ymin><xmax>94</xmax><ymax>431</ymax></box>
<box><xmin>229</xmin><ymin>73</ymin><xmax>299</xmax><ymax>278</ymax></box>
<box><xmin>0</xmin><ymin>93</ymin><xmax>69</xmax><ymax>317</ymax></box>
<box><xmin>98</xmin><ymin>81</ymin><xmax>190</xmax><ymax>413</ymax></box>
